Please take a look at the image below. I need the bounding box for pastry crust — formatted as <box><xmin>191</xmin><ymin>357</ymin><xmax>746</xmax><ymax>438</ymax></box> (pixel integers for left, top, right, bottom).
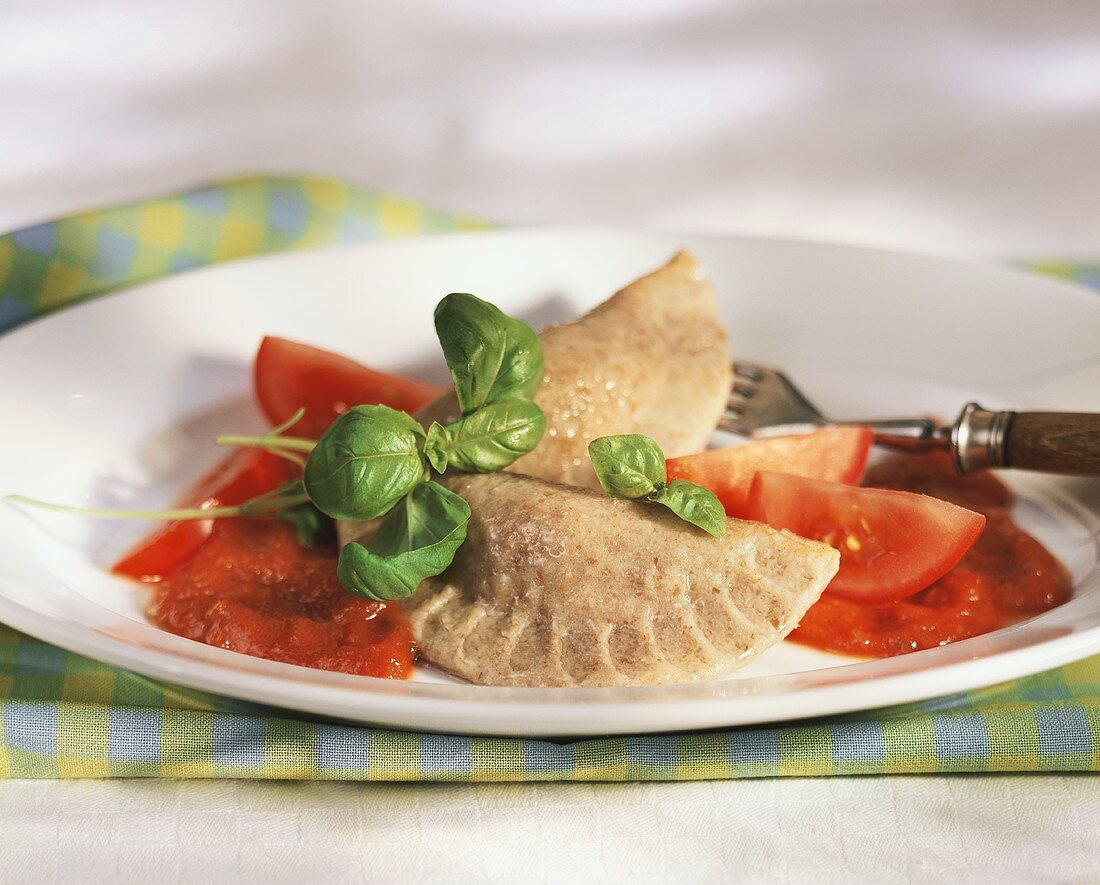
<box><xmin>346</xmin><ymin>471</ymin><xmax>839</xmax><ymax>687</ymax></box>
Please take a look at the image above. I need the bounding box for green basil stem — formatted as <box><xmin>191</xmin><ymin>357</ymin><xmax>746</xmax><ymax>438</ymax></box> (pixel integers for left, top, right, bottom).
<box><xmin>215</xmin><ymin>434</ymin><xmax>316</xmax><ymax>453</ymax></box>
<box><xmin>263</xmin><ymin>448</ymin><xmax>307</xmax><ymax>469</ymax></box>
<box><xmin>266</xmin><ymin>407</ymin><xmax>308</xmax><ymax>438</ymax></box>
<box><xmin>215</xmin><ymin>408</ymin><xmax>317</xmax><ymax>464</ymax></box>
<box><xmin>6</xmin><ymin>490</ymin><xmax>311</xmax><ymax>522</ymax></box>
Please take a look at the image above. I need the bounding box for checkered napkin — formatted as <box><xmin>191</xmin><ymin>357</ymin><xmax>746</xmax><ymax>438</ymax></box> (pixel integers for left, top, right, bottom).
<box><xmin>0</xmin><ymin>176</ymin><xmax>1097</xmax><ymax>780</ymax></box>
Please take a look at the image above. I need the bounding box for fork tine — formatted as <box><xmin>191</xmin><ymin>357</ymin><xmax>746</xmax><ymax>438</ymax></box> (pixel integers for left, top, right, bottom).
<box><xmin>733</xmin><ymin>361</ymin><xmax>765</xmax><ymax>381</ymax></box>
<box><xmin>721</xmin><ymin>360</ymin><xmax>831</xmax><ymax>435</ymax></box>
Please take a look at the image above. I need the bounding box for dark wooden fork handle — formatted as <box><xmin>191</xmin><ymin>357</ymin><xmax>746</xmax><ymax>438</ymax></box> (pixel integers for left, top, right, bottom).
<box><xmin>1003</xmin><ymin>412</ymin><xmax>1100</xmax><ymax>475</ymax></box>
<box><xmin>955</xmin><ymin>404</ymin><xmax>1100</xmax><ymax>475</ymax></box>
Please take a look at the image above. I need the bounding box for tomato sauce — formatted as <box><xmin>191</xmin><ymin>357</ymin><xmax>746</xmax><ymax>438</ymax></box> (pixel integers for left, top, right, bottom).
<box><xmin>790</xmin><ymin>452</ymin><xmax>1071</xmax><ymax>657</ymax></box>
<box><xmin>147</xmin><ymin>519</ymin><xmax>415</xmax><ymax>678</ymax></box>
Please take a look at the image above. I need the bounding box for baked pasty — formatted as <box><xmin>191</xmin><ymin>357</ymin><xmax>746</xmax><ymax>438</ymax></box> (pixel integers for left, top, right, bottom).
<box><xmin>384</xmin><ymin>472</ymin><xmax>839</xmax><ymax>687</ymax></box>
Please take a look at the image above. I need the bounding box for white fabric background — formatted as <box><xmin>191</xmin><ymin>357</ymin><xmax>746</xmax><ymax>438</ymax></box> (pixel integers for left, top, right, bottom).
<box><xmin>4</xmin><ymin>0</ymin><xmax>1100</xmax><ymax>258</ymax></box>
<box><xmin>2</xmin><ymin>1</ymin><xmax>1100</xmax><ymax>882</ymax></box>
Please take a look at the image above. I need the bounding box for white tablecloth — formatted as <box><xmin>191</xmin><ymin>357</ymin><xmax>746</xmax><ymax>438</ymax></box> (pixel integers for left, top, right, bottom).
<box><xmin>3</xmin><ymin>777</ymin><xmax>1100</xmax><ymax>882</ymax></box>
<box><xmin>2</xmin><ymin>1</ymin><xmax>1099</xmax><ymax>881</ymax></box>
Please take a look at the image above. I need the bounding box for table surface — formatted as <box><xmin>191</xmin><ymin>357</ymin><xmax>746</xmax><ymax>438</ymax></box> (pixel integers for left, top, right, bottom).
<box><xmin>4</xmin><ymin>777</ymin><xmax>1100</xmax><ymax>883</ymax></box>
<box><xmin>3</xmin><ymin>0</ymin><xmax>1100</xmax><ymax>881</ymax></box>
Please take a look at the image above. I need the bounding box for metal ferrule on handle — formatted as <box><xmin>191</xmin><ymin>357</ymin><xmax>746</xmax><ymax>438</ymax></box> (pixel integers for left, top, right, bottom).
<box><xmin>952</xmin><ymin>403</ymin><xmax>1014</xmax><ymax>475</ymax></box>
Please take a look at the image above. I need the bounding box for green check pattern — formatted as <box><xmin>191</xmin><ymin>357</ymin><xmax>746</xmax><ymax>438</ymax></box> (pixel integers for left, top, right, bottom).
<box><xmin>0</xmin><ymin>175</ymin><xmax>1097</xmax><ymax>780</ymax></box>
<box><xmin>0</xmin><ymin>175</ymin><xmax>485</xmax><ymax>332</ymax></box>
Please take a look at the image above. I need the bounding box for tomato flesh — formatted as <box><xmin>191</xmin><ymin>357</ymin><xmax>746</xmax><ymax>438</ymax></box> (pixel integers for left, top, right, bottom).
<box><xmin>744</xmin><ymin>471</ymin><xmax>985</xmax><ymax>603</ymax></box>
<box><xmin>111</xmin><ymin>448</ymin><xmax>288</xmax><ymax>583</ymax></box>
<box><xmin>666</xmin><ymin>427</ymin><xmax>872</xmax><ymax>518</ymax></box>
<box><xmin>254</xmin><ymin>335</ymin><xmax>445</xmax><ymax>439</ymax></box>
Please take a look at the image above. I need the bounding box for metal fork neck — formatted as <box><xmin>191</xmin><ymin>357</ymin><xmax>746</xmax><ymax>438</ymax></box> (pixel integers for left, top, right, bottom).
<box><xmin>864</xmin><ymin>417</ymin><xmax>948</xmax><ymax>454</ymax></box>
<box><xmin>866</xmin><ymin>405</ymin><xmax>1014</xmax><ymax>474</ymax></box>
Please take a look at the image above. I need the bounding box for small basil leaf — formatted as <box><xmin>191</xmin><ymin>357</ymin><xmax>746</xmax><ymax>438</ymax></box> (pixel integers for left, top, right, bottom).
<box><xmin>441</xmin><ymin>399</ymin><xmax>546</xmax><ymax>473</ymax></box>
<box><xmin>279</xmin><ymin>502</ymin><xmax>336</xmax><ymax>547</ymax></box>
<box><xmin>434</xmin><ymin>293</ymin><xmax>544</xmax><ymax>415</ymax></box>
<box><xmin>303</xmin><ymin>404</ymin><xmax>428</xmax><ymax>521</ymax></box>
<box><xmin>336</xmin><ymin>481</ymin><xmax>472</xmax><ymax>601</ymax></box>
<box><xmin>588</xmin><ymin>434</ymin><xmax>666</xmax><ymax>499</ymax></box>
<box><xmin>650</xmin><ymin>479</ymin><xmax>727</xmax><ymax>538</ymax></box>
<box><xmin>423</xmin><ymin>422</ymin><xmax>452</xmax><ymax>474</ymax></box>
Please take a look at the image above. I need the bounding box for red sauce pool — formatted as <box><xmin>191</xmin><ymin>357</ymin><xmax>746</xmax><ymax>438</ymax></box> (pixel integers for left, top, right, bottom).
<box><xmin>790</xmin><ymin>452</ymin><xmax>1072</xmax><ymax>657</ymax></box>
<box><xmin>147</xmin><ymin>519</ymin><xmax>415</xmax><ymax>678</ymax></box>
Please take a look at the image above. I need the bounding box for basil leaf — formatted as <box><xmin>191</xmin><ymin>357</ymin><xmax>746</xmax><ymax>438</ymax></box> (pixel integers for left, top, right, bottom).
<box><xmin>650</xmin><ymin>479</ymin><xmax>727</xmax><ymax>538</ymax></box>
<box><xmin>439</xmin><ymin>400</ymin><xmax>546</xmax><ymax>473</ymax></box>
<box><xmin>422</xmin><ymin>422</ymin><xmax>452</xmax><ymax>475</ymax></box>
<box><xmin>588</xmin><ymin>434</ymin><xmax>666</xmax><ymax>499</ymax></box>
<box><xmin>279</xmin><ymin>501</ymin><xmax>336</xmax><ymax>547</ymax></box>
<box><xmin>336</xmin><ymin>481</ymin><xmax>472</xmax><ymax>601</ymax></box>
<box><xmin>434</xmin><ymin>293</ymin><xmax>544</xmax><ymax>415</ymax></box>
<box><xmin>303</xmin><ymin>405</ymin><xmax>428</xmax><ymax>521</ymax></box>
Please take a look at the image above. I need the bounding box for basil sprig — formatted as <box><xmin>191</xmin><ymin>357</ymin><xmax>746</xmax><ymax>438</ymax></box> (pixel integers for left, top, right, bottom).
<box><xmin>13</xmin><ymin>293</ymin><xmax>548</xmax><ymax>604</ymax></box>
<box><xmin>588</xmin><ymin>435</ymin><xmax>727</xmax><ymax>538</ymax></box>
<box><xmin>297</xmin><ymin>294</ymin><xmax>546</xmax><ymax>599</ymax></box>
<box><xmin>337</xmin><ymin>481</ymin><xmax>471</xmax><ymax>601</ymax></box>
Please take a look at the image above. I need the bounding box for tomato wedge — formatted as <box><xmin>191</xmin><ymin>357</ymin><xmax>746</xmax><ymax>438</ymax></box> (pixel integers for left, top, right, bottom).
<box><xmin>666</xmin><ymin>427</ymin><xmax>872</xmax><ymax>518</ymax></box>
<box><xmin>254</xmin><ymin>336</ymin><xmax>445</xmax><ymax>439</ymax></box>
<box><xmin>743</xmin><ymin>471</ymin><xmax>985</xmax><ymax>603</ymax></box>
<box><xmin>111</xmin><ymin>449</ymin><xmax>288</xmax><ymax>583</ymax></box>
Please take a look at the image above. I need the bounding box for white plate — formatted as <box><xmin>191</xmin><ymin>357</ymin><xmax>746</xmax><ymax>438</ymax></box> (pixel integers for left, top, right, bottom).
<box><xmin>1</xmin><ymin>228</ymin><xmax>1098</xmax><ymax>737</ymax></box>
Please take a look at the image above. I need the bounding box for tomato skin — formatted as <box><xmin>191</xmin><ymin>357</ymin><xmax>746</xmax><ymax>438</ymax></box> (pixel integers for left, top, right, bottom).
<box><xmin>666</xmin><ymin>427</ymin><xmax>872</xmax><ymax>517</ymax></box>
<box><xmin>744</xmin><ymin>471</ymin><xmax>985</xmax><ymax>603</ymax></box>
<box><xmin>111</xmin><ymin>449</ymin><xmax>288</xmax><ymax>583</ymax></box>
<box><xmin>254</xmin><ymin>336</ymin><xmax>445</xmax><ymax>439</ymax></box>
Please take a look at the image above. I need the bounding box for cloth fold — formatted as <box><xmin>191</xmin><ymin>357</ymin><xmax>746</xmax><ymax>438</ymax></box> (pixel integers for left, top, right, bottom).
<box><xmin>0</xmin><ymin>176</ymin><xmax>1096</xmax><ymax>780</ymax></box>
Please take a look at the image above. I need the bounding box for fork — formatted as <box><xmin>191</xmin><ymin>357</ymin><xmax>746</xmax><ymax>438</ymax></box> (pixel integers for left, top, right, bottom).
<box><xmin>721</xmin><ymin>362</ymin><xmax>1100</xmax><ymax>476</ymax></box>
